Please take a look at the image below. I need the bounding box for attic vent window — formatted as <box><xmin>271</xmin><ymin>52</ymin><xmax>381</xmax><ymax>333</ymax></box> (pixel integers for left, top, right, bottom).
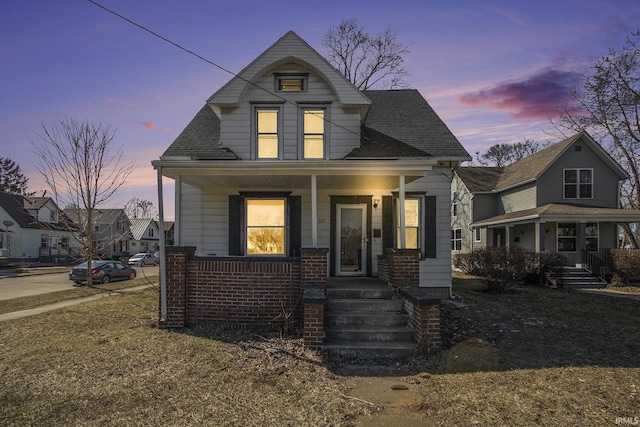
<box><xmin>275</xmin><ymin>74</ymin><xmax>307</xmax><ymax>92</ymax></box>
<box><xmin>575</xmin><ymin>145</ymin><xmax>582</xmax><ymax>151</ymax></box>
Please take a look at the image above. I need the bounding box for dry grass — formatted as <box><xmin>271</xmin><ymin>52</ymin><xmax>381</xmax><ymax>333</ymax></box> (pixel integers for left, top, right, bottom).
<box><xmin>0</xmin><ymin>275</ymin><xmax>159</xmax><ymax>315</ymax></box>
<box><xmin>0</xmin><ymin>288</ymin><xmax>369</xmax><ymax>426</ymax></box>
<box><xmin>409</xmin><ymin>274</ymin><xmax>640</xmax><ymax>426</ymax></box>
<box><xmin>1</xmin><ymin>273</ymin><xmax>639</xmax><ymax>426</ymax></box>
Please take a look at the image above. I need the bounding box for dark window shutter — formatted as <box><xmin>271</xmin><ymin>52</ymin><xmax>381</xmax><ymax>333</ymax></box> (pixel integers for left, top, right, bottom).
<box><xmin>228</xmin><ymin>195</ymin><xmax>242</xmax><ymax>255</ymax></box>
<box><xmin>289</xmin><ymin>196</ymin><xmax>301</xmax><ymax>257</ymax></box>
<box><xmin>424</xmin><ymin>195</ymin><xmax>437</xmax><ymax>258</ymax></box>
<box><xmin>382</xmin><ymin>196</ymin><xmax>394</xmax><ymax>253</ymax></box>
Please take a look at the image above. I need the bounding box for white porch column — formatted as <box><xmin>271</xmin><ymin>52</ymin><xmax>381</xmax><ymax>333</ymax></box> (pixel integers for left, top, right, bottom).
<box><xmin>535</xmin><ymin>222</ymin><xmax>545</xmax><ymax>252</ymax></box>
<box><xmin>311</xmin><ymin>174</ymin><xmax>318</xmax><ymax>248</ymax></box>
<box><xmin>399</xmin><ymin>175</ymin><xmax>406</xmax><ymax>249</ymax></box>
<box><xmin>174</xmin><ymin>175</ymin><xmax>181</xmax><ymax>246</ymax></box>
<box><xmin>156</xmin><ymin>167</ymin><xmax>167</xmax><ymax>322</ymax></box>
<box><xmin>505</xmin><ymin>226</ymin><xmax>512</xmax><ymax>248</ymax></box>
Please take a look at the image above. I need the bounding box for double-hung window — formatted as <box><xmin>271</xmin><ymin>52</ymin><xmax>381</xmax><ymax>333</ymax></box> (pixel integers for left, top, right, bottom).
<box><xmin>585</xmin><ymin>222</ymin><xmax>598</xmax><ymax>251</ymax></box>
<box><xmin>557</xmin><ymin>223</ymin><xmax>577</xmax><ymax>252</ymax></box>
<box><xmin>246</xmin><ymin>199</ymin><xmax>286</xmax><ymax>255</ymax></box>
<box><xmin>303</xmin><ymin>108</ymin><xmax>325</xmax><ymax>159</ymax></box>
<box><xmin>564</xmin><ymin>169</ymin><xmax>593</xmax><ymax>199</ymax></box>
<box><xmin>451</xmin><ymin>228</ymin><xmax>462</xmax><ymax>251</ymax></box>
<box><xmin>256</xmin><ymin>108</ymin><xmax>279</xmax><ymax>159</ymax></box>
<box><xmin>396</xmin><ymin>199</ymin><xmax>420</xmax><ymax>249</ymax></box>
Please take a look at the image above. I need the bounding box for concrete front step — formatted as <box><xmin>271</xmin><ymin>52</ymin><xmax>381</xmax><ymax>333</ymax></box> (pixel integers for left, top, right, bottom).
<box><xmin>323</xmin><ymin>342</ymin><xmax>416</xmax><ymax>359</ymax></box>
<box><xmin>325</xmin><ymin>311</ymin><xmax>409</xmax><ymax>327</ymax></box>
<box><xmin>326</xmin><ymin>287</ymin><xmax>395</xmax><ymax>299</ymax></box>
<box><xmin>325</xmin><ymin>299</ymin><xmax>404</xmax><ymax>312</ymax></box>
<box><xmin>326</xmin><ymin>326</ymin><xmax>414</xmax><ymax>343</ymax></box>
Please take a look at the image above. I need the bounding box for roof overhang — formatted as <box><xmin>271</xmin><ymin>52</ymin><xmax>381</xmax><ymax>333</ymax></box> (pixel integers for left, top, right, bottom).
<box><xmin>151</xmin><ymin>159</ymin><xmax>435</xmax><ymax>191</ymax></box>
<box><xmin>472</xmin><ymin>204</ymin><xmax>640</xmax><ymax>228</ymax></box>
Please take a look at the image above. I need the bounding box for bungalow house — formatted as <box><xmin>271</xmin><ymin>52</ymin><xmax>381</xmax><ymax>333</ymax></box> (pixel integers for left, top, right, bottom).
<box><xmin>64</xmin><ymin>208</ymin><xmax>131</xmax><ymax>260</ymax></box>
<box><xmin>128</xmin><ymin>218</ymin><xmax>160</xmax><ymax>254</ymax></box>
<box><xmin>0</xmin><ymin>191</ymin><xmax>78</xmax><ymax>263</ymax></box>
<box><xmin>452</xmin><ymin>131</ymin><xmax>640</xmax><ymax>268</ymax></box>
<box><xmin>152</xmin><ymin>31</ymin><xmax>470</xmax><ymax>352</ymax></box>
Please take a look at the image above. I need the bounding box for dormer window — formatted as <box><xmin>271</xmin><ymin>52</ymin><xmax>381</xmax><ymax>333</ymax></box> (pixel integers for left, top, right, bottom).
<box><xmin>275</xmin><ymin>74</ymin><xmax>307</xmax><ymax>92</ymax></box>
<box><xmin>256</xmin><ymin>108</ymin><xmax>280</xmax><ymax>159</ymax></box>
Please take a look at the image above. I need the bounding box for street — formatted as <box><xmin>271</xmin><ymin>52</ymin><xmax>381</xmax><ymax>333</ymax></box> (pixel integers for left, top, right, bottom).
<box><xmin>0</xmin><ymin>265</ymin><xmax>159</xmax><ymax>301</ymax></box>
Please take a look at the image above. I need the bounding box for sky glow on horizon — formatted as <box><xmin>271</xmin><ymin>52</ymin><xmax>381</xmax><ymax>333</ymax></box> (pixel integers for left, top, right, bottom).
<box><xmin>1</xmin><ymin>0</ymin><xmax>638</xmax><ymax>219</ymax></box>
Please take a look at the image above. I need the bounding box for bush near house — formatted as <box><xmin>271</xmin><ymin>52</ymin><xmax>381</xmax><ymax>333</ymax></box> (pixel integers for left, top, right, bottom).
<box><xmin>610</xmin><ymin>249</ymin><xmax>640</xmax><ymax>286</ymax></box>
<box><xmin>453</xmin><ymin>248</ymin><xmax>566</xmax><ymax>292</ymax></box>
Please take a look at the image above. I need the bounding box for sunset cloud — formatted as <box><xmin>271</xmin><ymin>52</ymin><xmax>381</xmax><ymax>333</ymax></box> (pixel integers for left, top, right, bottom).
<box><xmin>459</xmin><ymin>69</ymin><xmax>583</xmax><ymax>120</ymax></box>
<box><xmin>140</xmin><ymin>121</ymin><xmax>156</xmax><ymax>130</ymax></box>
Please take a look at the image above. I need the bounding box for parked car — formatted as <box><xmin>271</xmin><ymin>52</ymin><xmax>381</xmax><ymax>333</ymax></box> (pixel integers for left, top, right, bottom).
<box><xmin>128</xmin><ymin>252</ymin><xmax>159</xmax><ymax>266</ymax></box>
<box><xmin>69</xmin><ymin>260</ymin><xmax>137</xmax><ymax>285</ymax></box>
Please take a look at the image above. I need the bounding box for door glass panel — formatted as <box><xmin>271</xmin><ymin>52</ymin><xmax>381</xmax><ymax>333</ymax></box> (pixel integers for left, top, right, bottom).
<box><xmin>340</xmin><ymin>208</ymin><xmax>363</xmax><ymax>273</ymax></box>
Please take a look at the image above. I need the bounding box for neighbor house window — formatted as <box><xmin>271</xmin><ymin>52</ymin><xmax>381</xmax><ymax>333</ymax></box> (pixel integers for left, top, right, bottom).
<box><xmin>41</xmin><ymin>235</ymin><xmax>49</xmax><ymax>248</ymax></box>
<box><xmin>585</xmin><ymin>222</ymin><xmax>598</xmax><ymax>251</ymax></box>
<box><xmin>148</xmin><ymin>228</ymin><xmax>154</xmax><ymax>237</ymax></box>
<box><xmin>557</xmin><ymin>223</ymin><xmax>577</xmax><ymax>252</ymax></box>
<box><xmin>275</xmin><ymin>74</ymin><xmax>307</xmax><ymax>92</ymax></box>
<box><xmin>49</xmin><ymin>210</ymin><xmax>58</xmax><ymax>222</ymax></box>
<box><xmin>564</xmin><ymin>169</ymin><xmax>593</xmax><ymax>199</ymax></box>
<box><xmin>474</xmin><ymin>227</ymin><xmax>481</xmax><ymax>242</ymax></box>
<box><xmin>303</xmin><ymin>108</ymin><xmax>325</xmax><ymax>159</ymax></box>
<box><xmin>396</xmin><ymin>199</ymin><xmax>420</xmax><ymax>249</ymax></box>
<box><xmin>256</xmin><ymin>108</ymin><xmax>279</xmax><ymax>159</ymax></box>
<box><xmin>246</xmin><ymin>199</ymin><xmax>286</xmax><ymax>255</ymax></box>
<box><xmin>452</xmin><ymin>192</ymin><xmax>458</xmax><ymax>217</ymax></box>
<box><xmin>451</xmin><ymin>228</ymin><xmax>462</xmax><ymax>251</ymax></box>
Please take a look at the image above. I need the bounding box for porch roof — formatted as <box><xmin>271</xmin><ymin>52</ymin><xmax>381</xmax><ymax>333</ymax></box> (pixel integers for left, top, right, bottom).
<box><xmin>472</xmin><ymin>203</ymin><xmax>640</xmax><ymax>227</ymax></box>
<box><xmin>152</xmin><ymin>159</ymin><xmax>433</xmax><ymax>191</ymax></box>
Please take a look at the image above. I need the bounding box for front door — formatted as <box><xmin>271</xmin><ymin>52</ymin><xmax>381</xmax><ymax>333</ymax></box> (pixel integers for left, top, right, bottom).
<box><xmin>336</xmin><ymin>204</ymin><xmax>367</xmax><ymax>275</ymax></box>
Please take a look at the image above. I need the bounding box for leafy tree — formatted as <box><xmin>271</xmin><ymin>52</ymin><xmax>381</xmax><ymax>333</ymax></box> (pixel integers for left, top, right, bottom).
<box><xmin>475</xmin><ymin>139</ymin><xmax>542</xmax><ymax>167</ymax></box>
<box><xmin>0</xmin><ymin>157</ymin><xmax>32</xmax><ymax>196</ymax></box>
<box><xmin>322</xmin><ymin>18</ymin><xmax>410</xmax><ymax>90</ymax></box>
<box><xmin>124</xmin><ymin>197</ymin><xmax>157</xmax><ymax>219</ymax></box>
<box><xmin>32</xmin><ymin>118</ymin><xmax>135</xmax><ymax>285</ymax></box>
<box><xmin>556</xmin><ymin>31</ymin><xmax>640</xmax><ymax>248</ymax></box>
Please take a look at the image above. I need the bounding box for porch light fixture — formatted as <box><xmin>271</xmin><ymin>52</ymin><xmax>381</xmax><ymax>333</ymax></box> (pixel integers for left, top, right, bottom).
<box><xmin>373</xmin><ymin>198</ymin><xmax>380</xmax><ymax>210</ymax></box>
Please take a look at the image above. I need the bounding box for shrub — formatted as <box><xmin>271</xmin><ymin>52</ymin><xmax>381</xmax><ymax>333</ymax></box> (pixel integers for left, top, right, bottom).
<box><xmin>610</xmin><ymin>249</ymin><xmax>640</xmax><ymax>286</ymax></box>
<box><xmin>453</xmin><ymin>248</ymin><xmax>566</xmax><ymax>291</ymax></box>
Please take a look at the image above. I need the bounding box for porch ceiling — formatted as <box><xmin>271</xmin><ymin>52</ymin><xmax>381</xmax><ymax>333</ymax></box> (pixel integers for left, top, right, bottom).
<box><xmin>472</xmin><ymin>203</ymin><xmax>640</xmax><ymax>227</ymax></box>
<box><xmin>156</xmin><ymin>160</ymin><xmax>432</xmax><ymax>190</ymax></box>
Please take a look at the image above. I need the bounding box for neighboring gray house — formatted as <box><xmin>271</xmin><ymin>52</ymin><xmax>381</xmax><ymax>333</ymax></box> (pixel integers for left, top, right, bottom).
<box><xmin>0</xmin><ymin>192</ymin><xmax>78</xmax><ymax>263</ymax></box>
<box><xmin>129</xmin><ymin>218</ymin><xmax>160</xmax><ymax>253</ymax></box>
<box><xmin>153</xmin><ymin>31</ymin><xmax>470</xmax><ymax>295</ymax></box>
<box><xmin>452</xmin><ymin>131</ymin><xmax>640</xmax><ymax>266</ymax></box>
<box><xmin>64</xmin><ymin>208</ymin><xmax>131</xmax><ymax>259</ymax></box>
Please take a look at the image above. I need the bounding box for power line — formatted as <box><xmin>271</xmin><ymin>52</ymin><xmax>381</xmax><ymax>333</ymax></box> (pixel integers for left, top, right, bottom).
<box><xmin>86</xmin><ymin>0</ymin><xmax>371</xmax><ymax>144</ymax></box>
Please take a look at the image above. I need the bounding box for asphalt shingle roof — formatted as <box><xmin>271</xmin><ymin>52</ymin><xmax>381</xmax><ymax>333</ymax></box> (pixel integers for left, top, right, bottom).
<box><xmin>161</xmin><ymin>105</ymin><xmax>238</xmax><ymax>160</ymax></box>
<box><xmin>454</xmin><ymin>167</ymin><xmax>504</xmax><ymax>193</ymax></box>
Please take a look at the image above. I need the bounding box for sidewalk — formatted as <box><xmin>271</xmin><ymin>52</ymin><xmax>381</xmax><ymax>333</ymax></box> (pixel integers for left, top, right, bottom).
<box><xmin>571</xmin><ymin>286</ymin><xmax>640</xmax><ymax>301</ymax></box>
<box><xmin>0</xmin><ymin>266</ymin><xmax>70</xmax><ymax>278</ymax></box>
<box><xmin>0</xmin><ymin>284</ymin><xmax>153</xmax><ymax>322</ymax></box>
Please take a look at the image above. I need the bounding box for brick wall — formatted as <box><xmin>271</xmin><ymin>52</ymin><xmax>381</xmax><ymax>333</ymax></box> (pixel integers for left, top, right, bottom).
<box><xmin>398</xmin><ymin>287</ymin><xmax>441</xmax><ymax>353</ymax></box>
<box><xmin>160</xmin><ymin>247</ymin><xmax>331</xmax><ymax>332</ymax></box>
<box><xmin>384</xmin><ymin>249</ymin><xmax>420</xmax><ymax>287</ymax></box>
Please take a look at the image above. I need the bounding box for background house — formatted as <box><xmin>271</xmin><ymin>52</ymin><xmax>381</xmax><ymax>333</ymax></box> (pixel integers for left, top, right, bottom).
<box><xmin>0</xmin><ymin>192</ymin><xmax>78</xmax><ymax>263</ymax></box>
<box><xmin>452</xmin><ymin>131</ymin><xmax>640</xmax><ymax>266</ymax></box>
<box><xmin>128</xmin><ymin>218</ymin><xmax>160</xmax><ymax>254</ymax></box>
<box><xmin>64</xmin><ymin>208</ymin><xmax>131</xmax><ymax>260</ymax></box>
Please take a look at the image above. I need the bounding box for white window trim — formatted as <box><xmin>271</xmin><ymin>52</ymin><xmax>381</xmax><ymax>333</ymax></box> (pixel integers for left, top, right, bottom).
<box><xmin>563</xmin><ymin>168</ymin><xmax>594</xmax><ymax>200</ymax></box>
<box><xmin>474</xmin><ymin>227</ymin><xmax>481</xmax><ymax>242</ymax></box>
<box><xmin>253</xmin><ymin>105</ymin><xmax>284</xmax><ymax>160</ymax></box>
<box><xmin>244</xmin><ymin>197</ymin><xmax>288</xmax><ymax>256</ymax></box>
<box><xmin>557</xmin><ymin>222</ymin><xmax>577</xmax><ymax>253</ymax></box>
<box><xmin>298</xmin><ymin>104</ymin><xmax>330</xmax><ymax>160</ymax></box>
<box><xmin>451</xmin><ymin>228</ymin><xmax>462</xmax><ymax>251</ymax></box>
<box><xmin>395</xmin><ymin>197</ymin><xmax>422</xmax><ymax>250</ymax></box>
<box><xmin>274</xmin><ymin>73</ymin><xmax>308</xmax><ymax>93</ymax></box>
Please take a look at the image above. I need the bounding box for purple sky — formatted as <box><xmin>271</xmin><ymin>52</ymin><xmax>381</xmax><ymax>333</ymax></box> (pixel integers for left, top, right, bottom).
<box><xmin>2</xmin><ymin>0</ymin><xmax>638</xmax><ymax>219</ymax></box>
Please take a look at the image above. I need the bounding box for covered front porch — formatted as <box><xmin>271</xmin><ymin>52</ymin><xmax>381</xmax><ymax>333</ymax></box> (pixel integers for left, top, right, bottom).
<box><xmin>473</xmin><ymin>203</ymin><xmax>640</xmax><ymax>266</ymax></box>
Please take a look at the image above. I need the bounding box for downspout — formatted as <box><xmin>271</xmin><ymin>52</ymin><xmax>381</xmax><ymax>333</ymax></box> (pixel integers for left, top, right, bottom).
<box><xmin>157</xmin><ymin>167</ymin><xmax>167</xmax><ymax>322</ymax></box>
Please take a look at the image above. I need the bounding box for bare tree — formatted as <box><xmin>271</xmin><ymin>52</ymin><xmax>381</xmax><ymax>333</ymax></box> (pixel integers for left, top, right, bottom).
<box><xmin>322</xmin><ymin>18</ymin><xmax>410</xmax><ymax>90</ymax></box>
<box><xmin>32</xmin><ymin>118</ymin><xmax>135</xmax><ymax>285</ymax></box>
<box><xmin>555</xmin><ymin>31</ymin><xmax>640</xmax><ymax>248</ymax></box>
<box><xmin>124</xmin><ymin>197</ymin><xmax>157</xmax><ymax>219</ymax></box>
<box><xmin>0</xmin><ymin>157</ymin><xmax>33</xmax><ymax>196</ymax></box>
<box><xmin>475</xmin><ymin>139</ymin><xmax>542</xmax><ymax>167</ymax></box>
